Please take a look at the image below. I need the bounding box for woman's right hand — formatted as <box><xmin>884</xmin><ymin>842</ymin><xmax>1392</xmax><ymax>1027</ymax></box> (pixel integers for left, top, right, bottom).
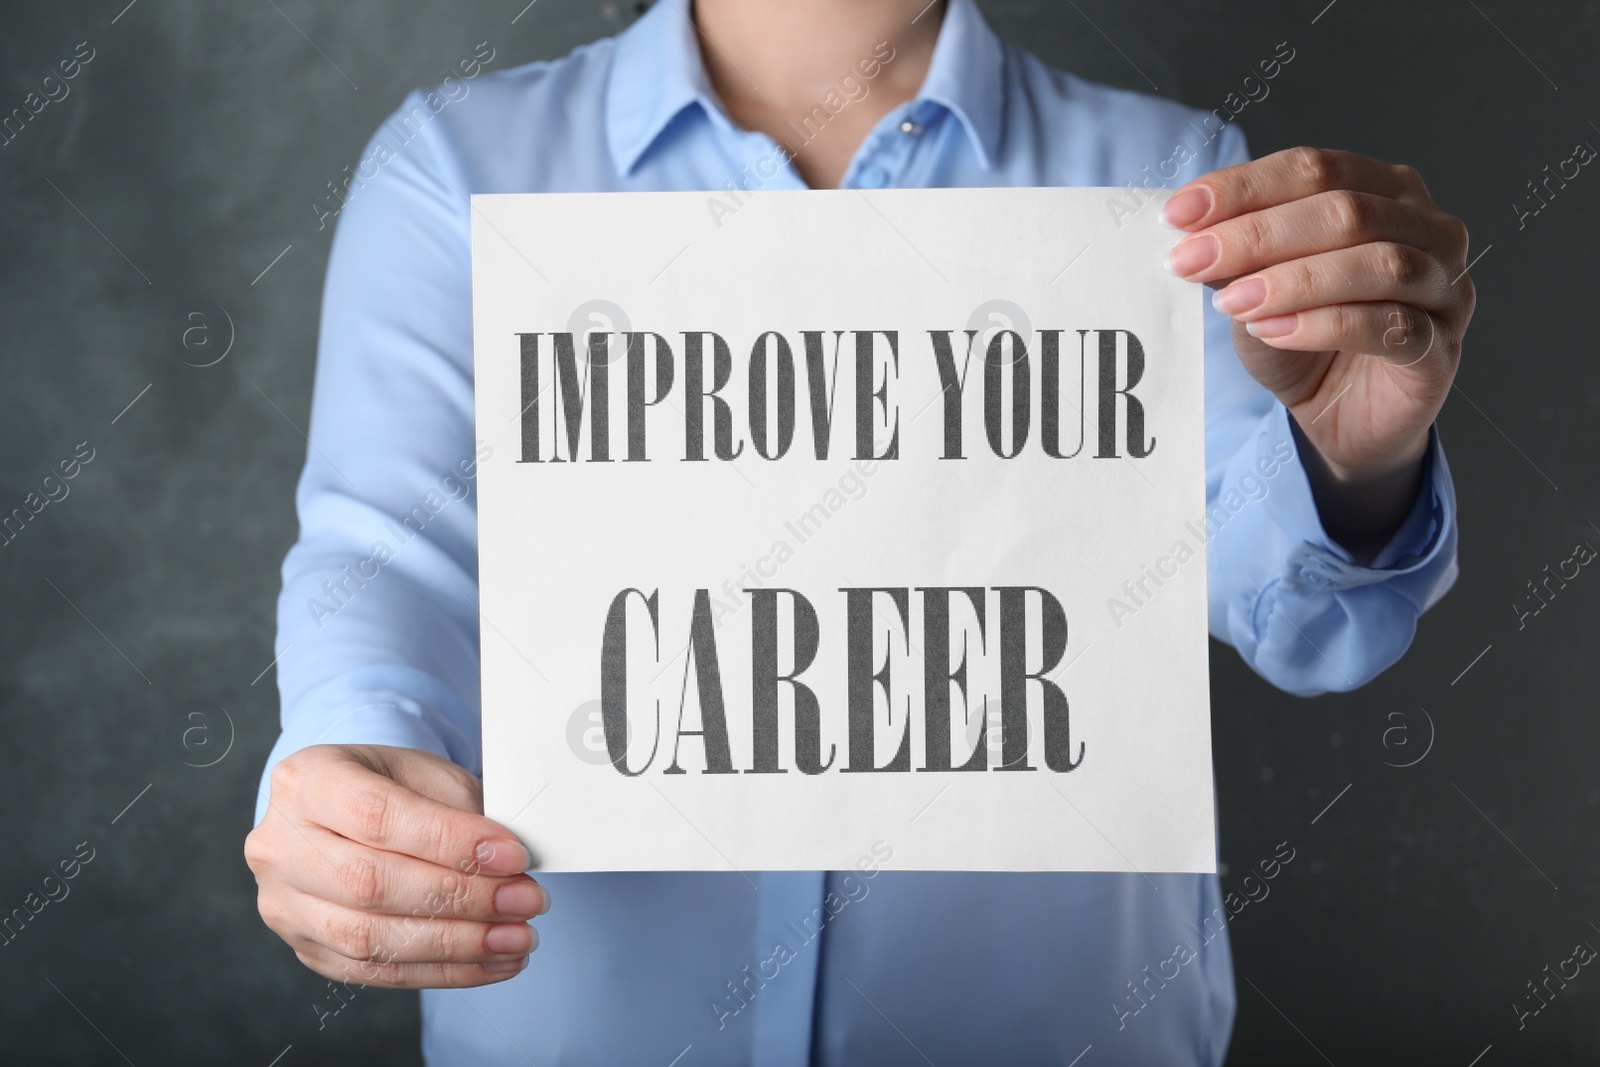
<box><xmin>244</xmin><ymin>744</ymin><xmax>548</xmax><ymax>988</ymax></box>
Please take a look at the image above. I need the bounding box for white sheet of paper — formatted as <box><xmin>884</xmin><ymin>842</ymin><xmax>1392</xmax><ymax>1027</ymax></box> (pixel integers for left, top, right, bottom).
<box><xmin>471</xmin><ymin>187</ymin><xmax>1214</xmax><ymax>874</ymax></box>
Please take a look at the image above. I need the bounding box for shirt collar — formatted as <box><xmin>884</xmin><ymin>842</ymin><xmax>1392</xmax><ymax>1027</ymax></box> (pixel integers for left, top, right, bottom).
<box><xmin>605</xmin><ymin>0</ymin><xmax>1005</xmax><ymax>176</ymax></box>
<box><xmin>914</xmin><ymin>0</ymin><xmax>1004</xmax><ymax>169</ymax></box>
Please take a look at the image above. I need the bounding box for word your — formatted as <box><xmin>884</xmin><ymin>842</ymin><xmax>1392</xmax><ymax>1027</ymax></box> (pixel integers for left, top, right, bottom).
<box><xmin>708</xmin><ymin>42</ymin><xmax>897</xmax><ymax>227</ymax></box>
<box><xmin>1</xmin><ymin>441</ymin><xmax>96</xmax><ymax>548</ymax></box>
<box><xmin>1114</xmin><ymin>841</ymin><xmax>1296</xmax><ymax>1029</ymax></box>
<box><xmin>711</xmin><ymin>457</ymin><xmax>884</xmax><ymax>627</ymax></box>
<box><xmin>1106</xmin><ymin>437</ymin><xmax>1295</xmax><ymax>628</ymax></box>
<box><xmin>1513</xmin><ymin>140</ymin><xmax>1596</xmax><ymax>230</ymax></box>
<box><xmin>1513</xmin><ymin>539</ymin><xmax>1595</xmax><ymax>630</ymax></box>
<box><xmin>306</xmin><ymin>443</ymin><xmax>491</xmax><ymax>628</ymax></box>
<box><xmin>599</xmin><ymin>586</ymin><xmax>1084</xmax><ymax>776</ymax></box>
<box><xmin>711</xmin><ymin>841</ymin><xmax>894</xmax><ymax>1029</ymax></box>
<box><xmin>1107</xmin><ymin>41</ymin><xmax>1296</xmax><ymax>228</ymax></box>
<box><xmin>2</xmin><ymin>40</ymin><xmax>95</xmax><ymax>147</ymax></box>
<box><xmin>514</xmin><ymin>328</ymin><xmax>1155</xmax><ymax>464</ymax></box>
<box><xmin>1514</xmin><ymin>938</ymin><xmax>1596</xmax><ymax>1030</ymax></box>
<box><xmin>312</xmin><ymin>42</ymin><xmax>497</xmax><ymax>231</ymax></box>
<box><xmin>0</xmin><ymin>841</ymin><xmax>95</xmax><ymax>947</ymax></box>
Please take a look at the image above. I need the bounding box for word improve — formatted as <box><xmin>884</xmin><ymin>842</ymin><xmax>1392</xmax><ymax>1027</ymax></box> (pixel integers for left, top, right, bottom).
<box><xmin>514</xmin><ymin>328</ymin><xmax>1156</xmax><ymax>464</ymax></box>
<box><xmin>599</xmin><ymin>586</ymin><xmax>1084</xmax><ymax>777</ymax></box>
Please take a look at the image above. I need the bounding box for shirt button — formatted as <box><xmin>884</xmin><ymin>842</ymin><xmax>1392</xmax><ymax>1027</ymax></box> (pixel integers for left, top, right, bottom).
<box><xmin>899</xmin><ymin>120</ymin><xmax>921</xmax><ymax>135</ymax></box>
<box><xmin>856</xmin><ymin>165</ymin><xmax>888</xmax><ymax>188</ymax></box>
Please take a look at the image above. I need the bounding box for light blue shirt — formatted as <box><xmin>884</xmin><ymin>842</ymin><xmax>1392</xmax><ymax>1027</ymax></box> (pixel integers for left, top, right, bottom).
<box><xmin>255</xmin><ymin>1</ymin><xmax>1458</xmax><ymax>1063</ymax></box>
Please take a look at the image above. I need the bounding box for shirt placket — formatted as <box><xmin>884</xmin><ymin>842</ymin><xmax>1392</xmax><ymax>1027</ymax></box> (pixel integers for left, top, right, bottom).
<box><xmin>748</xmin><ymin>870</ymin><xmax>828</xmax><ymax>1067</ymax></box>
<box><xmin>841</xmin><ymin>102</ymin><xmax>935</xmax><ymax>190</ymax></box>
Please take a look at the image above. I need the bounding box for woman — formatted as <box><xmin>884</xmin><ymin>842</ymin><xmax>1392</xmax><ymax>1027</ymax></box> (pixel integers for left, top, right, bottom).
<box><xmin>245</xmin><ymin>0</ymin><xmax>1471</xmax><ymax>1062</ymax></box>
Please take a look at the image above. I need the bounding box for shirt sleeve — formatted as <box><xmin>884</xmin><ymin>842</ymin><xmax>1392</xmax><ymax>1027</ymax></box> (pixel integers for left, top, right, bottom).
<box><xmin>1200</xmin><ymin>122</ymin><xmax>1460</xmax><ymax>697</ymax></box>
<box><xmin>253</xmin><ymin>91</ymin><xmax>486</xmax><ymax>825</ymax></box>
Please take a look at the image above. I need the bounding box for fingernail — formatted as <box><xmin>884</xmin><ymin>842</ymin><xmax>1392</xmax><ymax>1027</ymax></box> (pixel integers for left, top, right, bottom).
<box><xmin>1162</xmin><ymin>187</ymin><xmax>1211</xmax><ymax>229</ymax></box>
<box><xmin>1213</xmin><ymin>277</ymin><xmax>1266</xmax><ymax>317</ymax></box>
<box><xmin>476</xmin><ymin>838</ymin><xmax>531</xmax><ymax>875</ymax></box>
<box><xmin>483</xmin><ymin>956</ymin><xmax>528</xmax><ymax>975</ymax></box>
<box><xmin>1246</xmin><ymin>314</ymin><xmax>1297</xmax><ymax>339</ymax></box>
<box><xmin>1165</xmin><ymin>234</ymin><xmax>1218</xmax><ymax>277</ymax></box>
<box><xmin>494</xmin><ymin>880</ymin><xmax>546</xmax><ymax>918</ymax></box>
<box><xmin>485</xmin><ymin>922</ymin><xmax>533</xmax><ymax>955</ymax></box>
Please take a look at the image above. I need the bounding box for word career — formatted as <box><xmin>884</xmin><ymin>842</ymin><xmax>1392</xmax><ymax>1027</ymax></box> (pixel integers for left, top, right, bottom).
<box><xmin>597</xmin><ymin>585</ymin><xmax>1086</xmax><ymax>778</ymax></box>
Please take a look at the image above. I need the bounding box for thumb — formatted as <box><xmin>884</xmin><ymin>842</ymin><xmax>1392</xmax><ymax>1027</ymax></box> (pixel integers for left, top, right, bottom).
<box><xmin>350</xmin><ymin>743</ymin><xmax>486</xmax><ymax>816</ymax></box>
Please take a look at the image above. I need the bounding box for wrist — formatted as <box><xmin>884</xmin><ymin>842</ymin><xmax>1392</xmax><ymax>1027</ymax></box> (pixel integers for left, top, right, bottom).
<box><xmin>1315</xmin><ymin>427</ymin><xmax>1430</xmax><ymax>488</ymax></box>
<box><xmin>1288</xmin><ymin>415</ymin><xmax>1430</xmax><ymax>566</ymax></box>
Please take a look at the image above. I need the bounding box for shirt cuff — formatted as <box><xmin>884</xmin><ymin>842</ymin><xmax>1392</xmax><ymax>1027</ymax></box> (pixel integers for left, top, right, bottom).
<box><xmin>1257</xmin><ymin>402</ymin><xmax>1458</xmax><ymax>607</ymax></box>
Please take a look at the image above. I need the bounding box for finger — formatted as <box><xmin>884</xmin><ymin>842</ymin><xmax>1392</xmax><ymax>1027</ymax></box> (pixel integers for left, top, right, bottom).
<box><xmin>293</xmin><ymin>942</ymin><xmax>529</xmax><ymax>990</ymax></box>
<box><xmin>358</xmin><ymin>744</ymin><xmax>485</xmax><ymax>814</ymax></box>
<box><xmin>1166</xmin><ymin>190</ymin><xmax>1463</xmax><ymax>283</ymax></box>
<box><xmin>288</xmin><ymin>755</ymin><xmax>529</xmax><ymax>876</ymax></box>
<box><xmin>1239</xmin><ymin>300</ymin><xmax>1448</xmax><ymax>367</ymax></box>
<box><xmin>280</xmin><ymin>825</ymin><xmax>549</xmax><ymax>921</ymax></box>
<box><xmin>1164</xmin><ymin>147</ymin><xmax>1429</xmax><ymax>231</ymax></box>
<box><xmin>286</xmin><ymin>891</ymin><xmax>537</xmax><ymax>966</ymax></box>
<box><xmin>1211</xmin><ymin>243</ymin><xmax>1457</xmax><ymax>323</ymax></box>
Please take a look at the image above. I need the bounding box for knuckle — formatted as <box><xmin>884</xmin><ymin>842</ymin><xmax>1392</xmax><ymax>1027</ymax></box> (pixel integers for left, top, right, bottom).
<box><xmin>1227</xmin><ymin>212</ymin><xmax>1268</xmax><ymax>259</ymax></box>
<box><xmin>1327</xmin><ymin>190</ymin><xmax>1373</xmax><ymax>237</ymax></box>
<box><xmin>434</xmin><ymin>762</ymin><xmax>486</xmax><ymax>817</ymax></box>
<box><xmin>431</xmin><ymin>871</ymin><xmax>477</xmax><ymax>917</ymax></box>
<box><xmin>1373</xmin><ymin>243</ymin><xmax>1418</xmax><ymax>286</ymax></box>
<box><xmin>1327</xmin><ymin>302</ymin><xmax>1361</xmax><ymax>338</ymax></box>
<box><xmin>360</xmin><ymin>961</ymin><xmax>409</xmax><ymax>987</ymax></box>
<box><xmin>420</xmin><ymin>811</ymin><xmax>464</xmax><ymax>866</ymax></box>
<box><xmin>1288</xmin><ymin>146</ymin><xmax>1336</xmax><ymax>189</ymax></box>
<box><xmin>242</xmin><ymin>827</ymin><xmax>273</xmax><ymax>876</ymax></box>
<box><xmin>324</xmin><ymin>910</ymin><xmax>377</xmax><ymax>961</ymax></box>
<box><xmin>351</xmin><ymin>788</ymin><xmax>393</xmax><ymax>845</ymax></box>
<box><xmin>1282</xmin><ymin>257</ymin><xmax>1318</xmax><ymax>301</ymax></box>
<box><xmin>256</xmin><ymin>888</ymin><xmax>290</xmax><ymax>934</ymax></box>
<box><xmin>337</xmin><ymin>855</ymin><xmax>383</xmax><ymax>910</ymax></box>
<box><xmin>455</xmin><ymin>771</ymin><xmax>485</xmax><ymax>813</ymax></box>
<box><xmin>1390</xmin><ymin>305</ymin><xmax>1423</xmax><ymax>342</ymax></box>
<box><xmin>268</xmin><ymin>756</ymin><xmax>301</xmax><ymax>798</ymax></box>
<box><xmin>430</xmin><ymin>921</ymin><xmax>474</xmax><ymax>963</ymax></box>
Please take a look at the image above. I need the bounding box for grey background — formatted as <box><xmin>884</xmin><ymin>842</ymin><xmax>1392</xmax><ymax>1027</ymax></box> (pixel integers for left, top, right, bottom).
<box><xmin>1</xmin><ymin>0</ymin><xmax>1595</xmax><ymax>1063</ymax></box>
